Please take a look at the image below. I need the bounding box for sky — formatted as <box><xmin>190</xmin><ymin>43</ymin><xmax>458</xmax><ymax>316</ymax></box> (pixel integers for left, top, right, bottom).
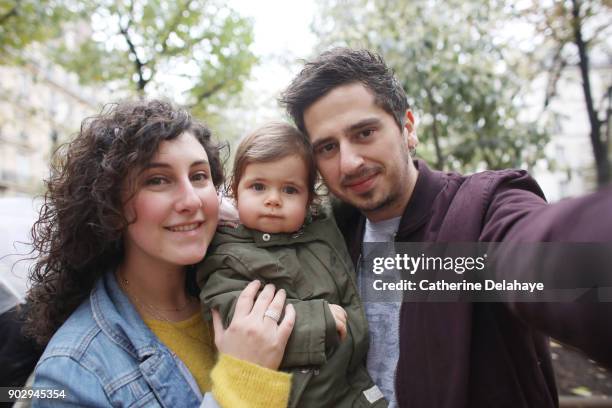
<box><xmin>224</xmin><ymin>0</ymin><xmax>318</xmax><ymax>133</ymax></box>
<box><xmin>229</xmin><ymin>0</ymin><xmax>317</xmax><ymax>57</ymax></box>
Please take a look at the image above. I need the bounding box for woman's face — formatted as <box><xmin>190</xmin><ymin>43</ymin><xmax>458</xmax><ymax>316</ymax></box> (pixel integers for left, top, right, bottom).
<box><xmin>122</xmin><ymin>132</ymin><xmax>219</xmax><ymax>269</ymax></box>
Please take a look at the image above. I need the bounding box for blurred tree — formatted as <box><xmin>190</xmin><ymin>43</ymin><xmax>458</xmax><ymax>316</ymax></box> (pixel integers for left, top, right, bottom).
<box><xmin>51</xmin><ymin>0</ymin><xmax>257</xmax><ymax>120</ymax></box>
<box><xmin>0</xmin><ymin>0</ymin><xmax>76</xmax><ymax>64</ymax></box>
<box><xmin>313</xmin><ymin>0</ymin><xmax>550</xmax><ymax>172</ymax></box>
<box><xmin>518</xmin><ymin>0</ymin><xmax>611</xmax><ymax>187</ymax></box>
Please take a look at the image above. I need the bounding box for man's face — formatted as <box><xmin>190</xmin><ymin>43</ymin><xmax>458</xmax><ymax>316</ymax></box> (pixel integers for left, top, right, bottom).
<box><xmin>303</xmin><ymin>83</ymin><xmax>417</xmax><ymax>222</ymax></box>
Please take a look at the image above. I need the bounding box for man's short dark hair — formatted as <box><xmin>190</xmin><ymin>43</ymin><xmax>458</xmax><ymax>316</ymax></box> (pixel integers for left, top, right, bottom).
<box><xmin>280</xmin><ymin>48</ymin><xmax>409</xmax><ymax>134</ymax></box>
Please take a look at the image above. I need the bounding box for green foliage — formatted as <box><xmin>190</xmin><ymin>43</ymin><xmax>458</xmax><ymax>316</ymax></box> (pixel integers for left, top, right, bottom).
<box><xmin>0</xmin><ymin>0</ymin><xmax>76</xmax><ymax>64</ymax></box>
<box><xmin>50</xmin><ymin>0</ymin><xmax>257</xmax><ymax>120</ymax></box>
<box><xmin>313</xmin><ymin>0</ymin><xmax>550</xmax><ymax>172</ymax></box>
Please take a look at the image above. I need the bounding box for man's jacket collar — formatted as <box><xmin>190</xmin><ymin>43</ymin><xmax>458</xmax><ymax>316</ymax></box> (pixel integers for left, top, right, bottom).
<box><xmin>395</xmin><ymin>159</ymin><xmax>447</xmax><ymax>239</ymax></box>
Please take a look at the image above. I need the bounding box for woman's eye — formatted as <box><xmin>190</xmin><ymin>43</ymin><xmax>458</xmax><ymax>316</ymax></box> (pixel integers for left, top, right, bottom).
<box><xmin>145</xmin><ymin>176</ymin><xmax>168</xmax><ymax>186</ymax></box>
<box><xmin>191</xmin><ymin>172</ymin><xmax>209</xmax><ymax>182</ymax></box>
<box><xmin>251</xmin><ymin>183</ymin><xmax>265</xmax><ymax>191</ymax></box>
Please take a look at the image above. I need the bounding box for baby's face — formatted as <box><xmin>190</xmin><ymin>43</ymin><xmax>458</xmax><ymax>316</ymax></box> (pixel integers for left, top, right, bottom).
<box><xmin>236</xmin><ymin>154</ymin><xmax>309</xmax><ymax>233</ymax></box>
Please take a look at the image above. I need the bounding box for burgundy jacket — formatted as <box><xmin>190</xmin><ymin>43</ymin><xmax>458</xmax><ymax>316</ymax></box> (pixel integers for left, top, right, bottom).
<box><xmin>333</xmin><ymin>160</ymin><xmax>612</xmax><ymax>408</ymax></box>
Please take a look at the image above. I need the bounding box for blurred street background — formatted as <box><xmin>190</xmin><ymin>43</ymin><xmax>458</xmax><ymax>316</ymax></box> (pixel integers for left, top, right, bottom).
<box><xmin>0</xmin><ymin>0</ymin><xmax>610</xmax><ymax>401</ymax></box>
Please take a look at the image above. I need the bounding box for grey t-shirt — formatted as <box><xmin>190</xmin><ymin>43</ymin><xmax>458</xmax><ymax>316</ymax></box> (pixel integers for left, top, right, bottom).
<box><xmin>359</xmin><ymin>216</ymin><xmax>402</xmax><ymax>408</ymax></box>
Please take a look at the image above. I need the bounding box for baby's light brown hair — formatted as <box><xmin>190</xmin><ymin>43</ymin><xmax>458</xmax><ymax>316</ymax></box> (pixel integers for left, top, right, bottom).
<box><xmin>230</xmin><ymin>121</ymin><xmax>316</xmax><ymax>203</ymax></box>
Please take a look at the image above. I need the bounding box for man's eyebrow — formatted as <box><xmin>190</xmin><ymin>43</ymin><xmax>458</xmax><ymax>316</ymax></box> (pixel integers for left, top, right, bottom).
<box><xmin>345</xmin><ymin>117</ymin><xmax>382</xmax><ymax>133</ymax></box>
<box><xmin>312</xmin><ymin>117</ymin><xmax>383</xmax><ymax>149</ymax></box>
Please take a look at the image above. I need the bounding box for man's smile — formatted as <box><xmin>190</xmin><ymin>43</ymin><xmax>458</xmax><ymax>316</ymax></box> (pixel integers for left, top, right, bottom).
<box><xmin>342</xmin><ymin>167</ymin><xmax>382</xmax><ymax>194</ymax></box>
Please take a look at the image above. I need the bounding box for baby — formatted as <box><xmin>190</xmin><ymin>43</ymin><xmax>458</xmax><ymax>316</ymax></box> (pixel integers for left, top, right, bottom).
<box><xmin>198</xmin><ymin>122</ymin><xmax>387</xmax><ymax>407</ymax></box>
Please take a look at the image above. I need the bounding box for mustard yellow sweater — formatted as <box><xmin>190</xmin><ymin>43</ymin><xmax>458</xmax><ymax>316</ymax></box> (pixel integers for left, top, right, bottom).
<box><xmin>144</xmin><ymin>313</ymin><xmax>291</xmax><ymax>408</ymax></box>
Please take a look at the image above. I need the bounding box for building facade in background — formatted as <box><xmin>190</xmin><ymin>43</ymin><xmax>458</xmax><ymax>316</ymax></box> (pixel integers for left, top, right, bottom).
<box><xmin>532</xmin><ymin>62</ymin><xmax>612</xmax><ymax>201</ymax></box>
<box><xmin>0</xmin><ymin>53</ymin><xmax>104</xmax><ymax>196</ymax></box>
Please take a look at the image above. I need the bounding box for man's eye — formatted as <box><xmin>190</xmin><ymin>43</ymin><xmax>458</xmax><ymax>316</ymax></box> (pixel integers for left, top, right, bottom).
<box><xmin>358</xmin><ymin>129</ymin><xmax>374</xmax><ymax>139</ymax></box>
<box><xmin>317</xmin><ymin>142</ymin><xmax>337</xmax><ymax>155</ymax></box>
<box><xmin>283</xmin><ymin>186</ymin><xmax>298</xmax><ymax>195</ymax></box>
<box><xmin>251</xmin><ymin>183</ymin><xmax>265</xmax><ymax>191</ymax></box>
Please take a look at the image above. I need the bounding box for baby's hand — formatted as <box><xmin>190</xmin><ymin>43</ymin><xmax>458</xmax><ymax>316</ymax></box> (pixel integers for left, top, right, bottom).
<box><xmin>328</xmin><ymin>304</ymin><xmax>348</xmax><ymax>341</ymax></box>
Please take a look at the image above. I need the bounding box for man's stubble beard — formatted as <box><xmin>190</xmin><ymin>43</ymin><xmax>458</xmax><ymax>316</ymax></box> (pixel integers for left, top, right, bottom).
<box><xmin>353</xmin><ymin>159</ymin><xmax>410</xmax><ymax>214</ymax></box>
<box><xmin>355</xmin><ymin>186</ymin><xmax>401</xmax><ymax>213</ymax></box>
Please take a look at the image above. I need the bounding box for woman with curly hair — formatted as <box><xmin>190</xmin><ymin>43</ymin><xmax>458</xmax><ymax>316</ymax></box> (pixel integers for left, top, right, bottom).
<box><xmin>26</xmin><ymin>99</ymin><xmax>295</xmax><ymax>407</ymax></box>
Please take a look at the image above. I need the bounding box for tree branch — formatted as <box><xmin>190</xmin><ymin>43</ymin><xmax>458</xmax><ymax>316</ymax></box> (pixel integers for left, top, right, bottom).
<box><xmin>544</xmin><ymin>43</ymin><xmax>569</xmax><ymax>108</ymax></box>
<box><xmin>0</xmin><ymin>5</ymin><xmax>18</xmax><ymax>25</ymax></box>
<box><xmin>118</xmin><ymin>0</ymin><xmax>149</xmax><ymax>93</ymax></box>
<box><xmin>426</xmin><ymin>88</ymin><xmax>444</xmax><ymax>170</ymax></box>
<box><xmin>194</xmin><ymin>80</ymin><xmax>227</xmax><ymax>105</ymax></box>
<box><xmin>604</xmin><ymin>85</ymin><xmax>611</xmax><ymax>150</ymax></box>
<box><xmin>572</xmin><ymin>0</ymin><xmax>610</xmax><ymax>186</ymax></box>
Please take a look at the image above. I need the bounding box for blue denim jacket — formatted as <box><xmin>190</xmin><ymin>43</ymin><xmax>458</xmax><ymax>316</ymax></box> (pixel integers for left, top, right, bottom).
<box><xmin>33</xmin><ymin>271</ymin><xmax>219</xmax><ymax>407</ymax></box>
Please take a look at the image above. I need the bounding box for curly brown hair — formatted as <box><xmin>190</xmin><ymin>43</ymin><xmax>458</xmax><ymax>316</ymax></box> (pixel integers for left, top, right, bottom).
<box><xmin>24</xmin><ymin>99</ymin><xmax>225</xmax><ymax>346</ymax></box>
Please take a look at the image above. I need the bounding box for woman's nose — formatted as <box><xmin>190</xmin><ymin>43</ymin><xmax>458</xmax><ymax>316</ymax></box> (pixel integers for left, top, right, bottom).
<box><xmin>175</xmin><ymin>183</ymin><xmax>202</xmax><ymax>212</ymax></box>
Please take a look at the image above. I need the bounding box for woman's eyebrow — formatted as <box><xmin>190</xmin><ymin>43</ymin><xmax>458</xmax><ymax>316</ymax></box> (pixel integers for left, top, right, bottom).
<box><xmin>190</xmin><ymin>160</ymin><xmax>210</xmax><ymax>167</ymax></box>
<box><xmin>143</xmin><ymin>159</ymin><xmax>209</xmax><ymax>169</ymax></box>
<box><xmin>144</xmin><ymin>162</ymin><xmax>171</xmax><ymax>169</ymax></box>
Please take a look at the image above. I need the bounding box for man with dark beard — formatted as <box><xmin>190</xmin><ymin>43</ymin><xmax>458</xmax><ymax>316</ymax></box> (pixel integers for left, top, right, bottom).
<box><xmin>280</xmin><ymin>48</ymin><xmax>612</xmax><ymax>408</ymax></box>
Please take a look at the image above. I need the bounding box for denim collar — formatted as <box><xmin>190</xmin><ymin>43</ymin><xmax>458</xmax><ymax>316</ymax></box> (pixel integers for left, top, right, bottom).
<box><xmin>90</xmin><ymin>270</ymin><xmax>161</xmax><ymax>361</ymax></box>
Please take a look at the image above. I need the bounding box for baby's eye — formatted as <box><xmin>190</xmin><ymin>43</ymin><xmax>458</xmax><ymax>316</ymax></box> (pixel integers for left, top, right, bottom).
<box><xmin>283</xmin><ymin>186</ymin><xmax>299</xmax><ymax>195</ymax></box>
<box><xmin>251</xmin><ymin>183</ymin><xmax>265</xmax><ymax>191</ymax></box>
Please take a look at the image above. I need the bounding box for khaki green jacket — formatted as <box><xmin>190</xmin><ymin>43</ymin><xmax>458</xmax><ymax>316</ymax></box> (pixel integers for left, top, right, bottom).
<box><xmin>197</xmin><ymin>211</ymin><xmax>387</xmax><ymax>408</ymax></box>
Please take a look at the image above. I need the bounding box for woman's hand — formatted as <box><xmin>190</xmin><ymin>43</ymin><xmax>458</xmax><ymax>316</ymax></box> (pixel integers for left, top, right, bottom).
<box><xmin>211</xmin><ymin>280</ymin><xmax>295</xmax><ymax>370</ymax></box>
<box><xmin>328</xmin><ymin>304</ymin><xmax>348</xmax><ymax>340</ymax></box>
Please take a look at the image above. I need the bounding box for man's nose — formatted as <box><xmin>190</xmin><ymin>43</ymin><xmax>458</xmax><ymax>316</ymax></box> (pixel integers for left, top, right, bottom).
<box><xmin>339</xmin><ymin>143</ymin><xmax>365</xmax><ymax>175</ymax></box>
